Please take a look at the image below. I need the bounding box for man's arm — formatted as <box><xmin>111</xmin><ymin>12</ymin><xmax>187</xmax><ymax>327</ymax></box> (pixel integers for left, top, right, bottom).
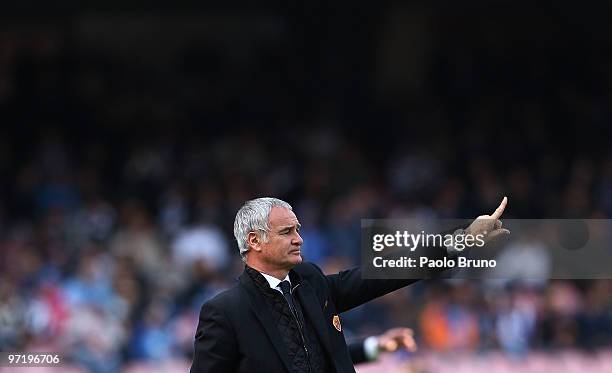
<box><xmin>321</xmin><ymin>227</ymin><xmax>461</xmax><ymax>313</ymax></box>
<box><xmin>325</xmin><ymin>267</ymin><xmax>417</xmax><ymax>313</ymax></box>
<box><xmin>349</xmin><ymin>327</ymin><xmax>417</xmax><ymax>365</ymax></box>
<box><xmin>190</xmin><ymin>302</ymin><xmax>239</xmax><ymax>373</ymax></box>
<box><xmin>348</xmin><ymin>337</ymin><xmax>369</xmax><ymax>364</ymax></box>
<box><xmin>324</xmin><ymin>197</ymin><xmax>510</xmax><ymax>313</ymax></box>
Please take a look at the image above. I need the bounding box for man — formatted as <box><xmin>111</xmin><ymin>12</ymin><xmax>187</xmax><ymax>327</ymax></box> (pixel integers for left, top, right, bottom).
<box><xmin>191</xmin><ymin>197</ymin><xmax>508</xmax><ymax>372</ymax></box>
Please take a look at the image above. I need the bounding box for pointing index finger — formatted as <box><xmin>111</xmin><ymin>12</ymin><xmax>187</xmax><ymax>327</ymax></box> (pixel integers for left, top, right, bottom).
<box><xmin>491</xmin><ymin>196</ymin><xmax>507</xmax><ymax>220</ymax></box>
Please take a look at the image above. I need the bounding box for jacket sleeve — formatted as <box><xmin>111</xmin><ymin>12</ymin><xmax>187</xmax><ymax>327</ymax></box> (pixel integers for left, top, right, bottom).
<box><xmin>190</xmin><ymin>301</ymin><xmax>239</xmax><ymax>373</ymax></box>
<box><xmin>324</xmin><ymin>266</ymin><xmax>417</xmax><ymax>313</ymax></box>
<box><xmin>320</xmin><ymin>227</ymin><xmax>467</xmax><ymax>313</ymax></box>
<box><xmin>347</xmin><ymin>337</ymin><xmax>368</xmax><ymax>365</ymax></box>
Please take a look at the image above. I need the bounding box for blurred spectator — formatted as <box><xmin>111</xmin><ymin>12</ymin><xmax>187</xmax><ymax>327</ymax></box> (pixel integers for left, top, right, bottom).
<box><xmin>171</xmin><ymin>224</ymin><xmax>230</xmax><ymax>272</ymax></box>
<box><xmin>110</xmin><ymin>201</ymin><xmax>164</xmax><ymax>280</ymax></box>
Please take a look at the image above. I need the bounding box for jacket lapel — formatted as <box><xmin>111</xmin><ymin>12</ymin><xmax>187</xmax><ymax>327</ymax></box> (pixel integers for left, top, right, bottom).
<box><xmin>294</xmin><ymin>281</ymin><xmax>334</xmax><ymax>359</ymax></box>
<box><xmin>238</xmin><ymin>271</ymin><xmax>293</xmax><ymax>372</ymax></box>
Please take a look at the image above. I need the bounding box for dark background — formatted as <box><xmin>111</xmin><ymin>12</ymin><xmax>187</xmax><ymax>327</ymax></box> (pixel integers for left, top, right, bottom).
<box><xmin>1</xmin><ymin>2</ymin><xmax>611</xmax><ymax>372</ymax></box>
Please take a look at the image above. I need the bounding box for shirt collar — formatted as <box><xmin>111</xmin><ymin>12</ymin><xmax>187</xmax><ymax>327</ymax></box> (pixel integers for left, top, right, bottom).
<box><xmin>259</xmin><ymin>271</ymin><xmax>291</xmax><ymax>290</ymax></box>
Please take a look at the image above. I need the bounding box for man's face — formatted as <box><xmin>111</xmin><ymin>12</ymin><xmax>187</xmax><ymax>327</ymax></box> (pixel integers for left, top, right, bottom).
<box><xmin>259</xmin><ymin>207</ymin><xmax>303</xmax><ymax>269</ymax></box>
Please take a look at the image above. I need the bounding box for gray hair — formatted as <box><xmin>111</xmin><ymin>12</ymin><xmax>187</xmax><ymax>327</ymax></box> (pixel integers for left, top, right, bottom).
<box><xmin>233</xmin><ymin>197</ymin><xmax>293</xmax><ymax>262</ymax></box>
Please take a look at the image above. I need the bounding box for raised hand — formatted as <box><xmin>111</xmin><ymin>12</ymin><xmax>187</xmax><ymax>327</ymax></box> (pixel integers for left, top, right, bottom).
<box><xmin>465</xmin><ymin>196</ymin><xmax>511</xmax><ymax>243</ymax></box>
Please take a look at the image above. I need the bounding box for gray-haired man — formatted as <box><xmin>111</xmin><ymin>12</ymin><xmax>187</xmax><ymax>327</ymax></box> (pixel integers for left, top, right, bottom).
<box><xmin>191</xmin><ymin>197</ymin><xmax>508</xmax><ymax>373</ymax></box>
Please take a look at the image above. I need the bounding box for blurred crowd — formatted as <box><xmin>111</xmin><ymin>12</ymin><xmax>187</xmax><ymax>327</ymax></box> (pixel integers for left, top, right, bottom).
<box><xmin>1</xmin><ymin>5</ymin><xmax>612</xmax><ymax>372</ymax></box>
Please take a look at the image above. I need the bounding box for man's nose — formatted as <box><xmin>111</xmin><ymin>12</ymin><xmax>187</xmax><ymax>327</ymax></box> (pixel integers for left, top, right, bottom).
<box><xmin>292</xmin><ymin>232</ymin><xmax>303</xmax><ymax>246</ymax></box>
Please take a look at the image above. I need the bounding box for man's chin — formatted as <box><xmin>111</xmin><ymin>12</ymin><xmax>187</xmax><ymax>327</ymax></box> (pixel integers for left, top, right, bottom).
<box><xmin>288</xmin><ymin>252</ymin><xmax>303</xmax><ymax>264</ymax></box>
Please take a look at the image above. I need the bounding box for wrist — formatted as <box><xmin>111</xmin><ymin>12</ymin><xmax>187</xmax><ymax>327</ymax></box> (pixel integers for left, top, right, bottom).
<box><xmin>445</xmin><ymin>228</ymin><xmax>466</xmax><ymax>258</ymax></box>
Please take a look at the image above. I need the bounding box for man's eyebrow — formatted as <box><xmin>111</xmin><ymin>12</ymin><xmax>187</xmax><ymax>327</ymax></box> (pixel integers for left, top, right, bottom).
<box><xmin>278</xmin><ymin>223</ymin><xmax>302</xmax><ymax>230</ymax></box>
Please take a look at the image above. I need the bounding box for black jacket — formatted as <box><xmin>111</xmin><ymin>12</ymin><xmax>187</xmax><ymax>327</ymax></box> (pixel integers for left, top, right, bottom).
<box><xmin>190</xmin><ymin>263</ymin><xmax>417</xmax><ymax>373</ymax></box>
<box><xmin>347</xmin><ymin>337</ymin><xmax>372</xmax><ymax>365</ymax></box>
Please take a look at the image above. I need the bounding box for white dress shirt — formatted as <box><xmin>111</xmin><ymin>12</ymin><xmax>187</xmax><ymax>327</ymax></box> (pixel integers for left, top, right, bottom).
<box><xmin>259</xmin><ymin>271</ymin><xmax>291</xmax><ymax>294</ymax></box>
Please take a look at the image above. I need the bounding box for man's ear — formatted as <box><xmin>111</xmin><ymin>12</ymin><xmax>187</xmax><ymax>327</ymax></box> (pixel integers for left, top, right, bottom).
<box><xmin>247</xmin><ymin>231</ymin><xmax>262</xmax><ymax>253</ymax></box>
